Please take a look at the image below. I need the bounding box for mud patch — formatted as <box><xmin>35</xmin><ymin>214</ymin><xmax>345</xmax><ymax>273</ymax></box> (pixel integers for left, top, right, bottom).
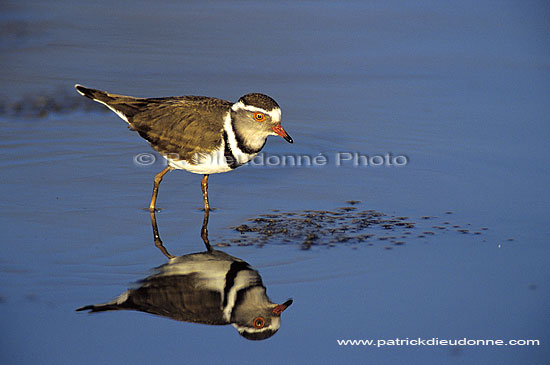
<box><xmin>216</xmin><ymin>202</ymin><xmax>496</xmax><ymax>250</ymax></box>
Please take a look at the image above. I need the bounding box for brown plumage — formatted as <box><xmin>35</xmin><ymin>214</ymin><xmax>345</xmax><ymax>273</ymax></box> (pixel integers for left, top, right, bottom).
<box><xmin>75</xmin><ymin>84</ymin><xmax>292</xmax><ymax>212</ymax></box>
<box><xmin>75</xmin><ymin>86</ymin><xmax>232</xmax><ymax>162</ymax></box>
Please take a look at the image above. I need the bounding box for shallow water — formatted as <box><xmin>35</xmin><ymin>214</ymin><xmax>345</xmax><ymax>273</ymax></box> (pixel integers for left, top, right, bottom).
<box><xmin>1</xmin><ymin>0</ymin><xmax>549</xmax><ymax>364</ymax></box>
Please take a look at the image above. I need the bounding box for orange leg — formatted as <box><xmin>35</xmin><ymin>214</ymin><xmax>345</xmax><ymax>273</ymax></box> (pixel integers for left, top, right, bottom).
<box><xmin>149</xmin><ymin>166</ymin><xmax>173</xmax><ymax>212</ymax></box>
<box><xmin>149</xmin><ymin>210</ymin><xmax>174</xmax><ymax>259</ymax></box>
<box><xmin>201</xmin><ymin>208</ymin><xmax>213</xmax><ymax>252</ymax></box>
<box><xmin>201</xmin><ymin>174</ymin><xmax>210</xmax><ymax>212</ymax></box>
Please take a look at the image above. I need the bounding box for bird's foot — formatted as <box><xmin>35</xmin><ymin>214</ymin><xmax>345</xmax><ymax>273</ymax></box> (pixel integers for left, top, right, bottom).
<box><xmin>198</xmin><ymin>207</ymin><xmax>216</xmax><ymax>212</ymax></box>
<box><xmin>142</xmin><ymin>207</ymin><xmax>163</xmax><ymax>212</ymax></box>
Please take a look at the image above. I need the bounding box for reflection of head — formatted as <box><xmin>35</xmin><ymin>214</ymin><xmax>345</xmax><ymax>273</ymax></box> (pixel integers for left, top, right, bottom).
<box><xmin>76</xmin><ymin>250</ymin><xmax>292</xmax><ymax>341</ymax></box>
<box><xmin>230</xmin><ymin>284</ymin><xmax>293</xmax><ymax>340</ymax></box>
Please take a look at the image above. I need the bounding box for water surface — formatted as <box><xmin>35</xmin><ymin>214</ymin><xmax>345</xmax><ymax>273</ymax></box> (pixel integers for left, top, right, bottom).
<box><xmin>1</xmin><ymin>1</ymin><xmax>549</xmax><ymax>364</ymax></box>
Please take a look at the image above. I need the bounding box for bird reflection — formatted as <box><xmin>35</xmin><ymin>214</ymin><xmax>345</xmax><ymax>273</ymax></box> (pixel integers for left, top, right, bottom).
<box><xmin>77</xmin><ymin>210</ymin><xmax>293</xmax><ymax>341</ymax></box>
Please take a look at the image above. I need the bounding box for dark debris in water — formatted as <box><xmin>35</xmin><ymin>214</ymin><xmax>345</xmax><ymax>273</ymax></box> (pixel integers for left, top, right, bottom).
<box><xmin>0</xmin><ymin>89</ymin><xmax>108</xmax><ymax>118</ymax></box>
<box><xmin>215</xmin><ymin>202</ymin><xmax>495</xmax><ymax>250</ymax></box>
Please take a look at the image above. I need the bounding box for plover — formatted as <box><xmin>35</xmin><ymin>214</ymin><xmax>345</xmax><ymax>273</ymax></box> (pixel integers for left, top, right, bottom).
<box><xmin>74</xmin><ymin>85</ymin><xmax>293</xmax><ymax>211</ymax></box>
<box><xmin>76</xmin><ymin>249</ymin><xmax>293</xmax><ymax>341</ymax></box>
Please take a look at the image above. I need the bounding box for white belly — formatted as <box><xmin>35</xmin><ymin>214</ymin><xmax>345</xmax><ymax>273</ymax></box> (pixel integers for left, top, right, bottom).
<box><xmin>167</xmin><ymin>158</ymin><xmax>233</xmax><ymax>174</ymax></box>
<box><xmin>164</xmin><ymin>148</ymin><xmax>257</xmax><ymax>174</ymax></box>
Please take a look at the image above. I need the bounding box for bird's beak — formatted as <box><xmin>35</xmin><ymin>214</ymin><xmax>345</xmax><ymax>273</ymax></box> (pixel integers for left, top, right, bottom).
<box><xmin>272</xmin><ymin>299</ymin><xmax>293</xmax><ymax>316</ymax></box>
<box><xmin>272</xmin><ymin>124</ymin><xmax>293</xmax><ymax>144</ymax></box>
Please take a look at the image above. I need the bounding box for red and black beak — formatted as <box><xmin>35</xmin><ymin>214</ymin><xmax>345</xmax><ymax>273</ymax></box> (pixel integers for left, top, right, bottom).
<box><xmin>272</xmin><ymin>299</ymin><xmax>293</xmax><ymax>316</ymax></box>
<box><xmin>272</xmin><ymin>124</ymin><xmax>293</xmax><ymax>144</ymax></box>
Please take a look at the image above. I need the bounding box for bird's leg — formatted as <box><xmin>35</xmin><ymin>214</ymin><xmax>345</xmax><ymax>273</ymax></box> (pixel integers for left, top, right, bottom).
<box><xmin>149</xmin><ymin>210</ymin><xmax>174</xmax><ymax>259</ymax></box>
<box><xmin>149</xmin><ymin>166</ymin><xmax>172</xmax><ymax>212</ymax></box>
<box><xmin>200</xmin><ymin>174</ymin><xmax>212</xmax><ymax>251</ymax></box>
<box><xmin>201</xmin><ymin>208</ymin><xmax>213</xmax><ymax>252</ymax></box>
<box><xmin>201</xmin><ymin>174</ymin><xmax>210</xmax><ymax>212</ymax></box>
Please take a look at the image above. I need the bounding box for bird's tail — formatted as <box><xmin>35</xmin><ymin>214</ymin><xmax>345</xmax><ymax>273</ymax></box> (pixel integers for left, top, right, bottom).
<box><xmin>74</xmin><ymin>84</ymin><xmax>110</xmax><ymax>103</ymax></box>
<box><xmin>75</xmin><ymin>302</ymin><xmax>123</xmax><ymax>313</ymax></box>
<box><xmin>76</xmin><ymin>291</ymin><xmax>130</xmax><ymax>313</ymax></box>
<box><xmin>74</xmin><ymin>84</ymin><xmax>140</xmax><ymax>124</ymax></box>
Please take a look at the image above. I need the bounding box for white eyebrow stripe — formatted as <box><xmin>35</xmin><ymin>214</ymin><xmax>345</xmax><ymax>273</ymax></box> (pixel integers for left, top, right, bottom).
<box><xmin>268</xmin><ymin>108</ymin><xmax>281</xmax><ymax>122</ymax></box>
<box><xmin>231</xmin><ymin>101</ymin><xmax>282</xmax><ymax>122</ymax></box>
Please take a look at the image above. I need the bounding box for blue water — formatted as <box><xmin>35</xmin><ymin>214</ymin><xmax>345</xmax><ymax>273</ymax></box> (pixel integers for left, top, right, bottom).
<box><xmin>1</xmin><ymin>0</ymin><xmax>549</xmax><ymax>364</ymax></box>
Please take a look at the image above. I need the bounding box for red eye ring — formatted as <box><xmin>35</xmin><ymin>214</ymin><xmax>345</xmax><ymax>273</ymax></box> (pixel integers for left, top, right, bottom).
<box><xmin>253</xmin><ymin>112</ymin><xmax>266</xmax><ymax>122</ymax></box>
<box><xmin>253</xmin><ymin>317</ymin><xmax>265</xmax><ymax>328</ymax></box>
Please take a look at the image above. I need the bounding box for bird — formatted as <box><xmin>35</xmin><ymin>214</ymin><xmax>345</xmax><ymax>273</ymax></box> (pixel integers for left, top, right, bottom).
<box><xmin>76</xmin><ymin>249</ymin><xmax>293</xmax><ymax>341</ymax></box>
<box><xmin>74</xmin><ymin>84</ymin><xmax>293</xmax><ymax>212</ymax></box>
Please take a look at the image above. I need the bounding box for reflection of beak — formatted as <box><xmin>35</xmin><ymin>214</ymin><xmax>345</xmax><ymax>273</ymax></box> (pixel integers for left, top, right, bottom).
<box><xmin>272</xmin><ymin>124</ymin><xmax>293</xmax><ymax>144</ymax></box>
<box><xmin>272</xmin><ymin>299</ymin><xmax>293</xmax><ymax>316</ymax></box>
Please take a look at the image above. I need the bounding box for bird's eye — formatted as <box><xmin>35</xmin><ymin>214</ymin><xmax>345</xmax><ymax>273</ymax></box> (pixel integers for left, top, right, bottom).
<box><xmin>253</xmin><ymin>317</ymin><xmax>265</xmax><ymax>328</ymax></box>
<box><xmin>253</xmin><ymin>112</ymin><xmax>266</xmax><ymax>122</ymax></box>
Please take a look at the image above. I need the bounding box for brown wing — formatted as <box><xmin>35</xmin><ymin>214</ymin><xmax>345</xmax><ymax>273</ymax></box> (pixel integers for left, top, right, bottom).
<box><xmin>128</xmin><ymin>97</ymin><xmax>231</xmax><ymax>161</ymax></box>
<box><xmin>75</xmin><ymin>85</ymin><xmax>231</xmax><ymax>162</ymax></box>
<box><xmin>76</xmin><ymin>274</ymin><xmax>228</xmax><ymax>325</ymax></box>
<box><xmin>122</xmin><ymin>274</ymin><xmax>228</xmax><ymax>325</ymax></box>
